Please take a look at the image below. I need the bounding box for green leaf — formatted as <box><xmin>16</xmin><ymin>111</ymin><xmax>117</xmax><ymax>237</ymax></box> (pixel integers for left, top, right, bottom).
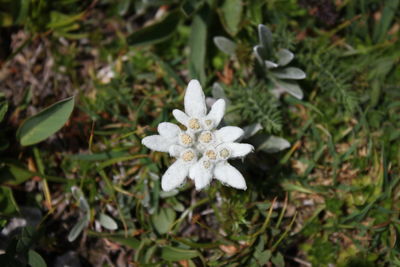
<box><xmin>161</xmin><ymin>246</ymin><xmax>200</xmax><ymax>261</ymax></box>
<box><xmin>273</xmin><ymin>79</ymin><xmax>303</xmax><ymax>100</ymax></box>
<box><xmin>372</xmin><ymin>0</ymin><xmax>399</xmax><ymax>43</ymax></box>
<box><xmin>16</xmin><ymin>96</ymin><xmax>75</xmax><ymax>146</ymax></box>
<box><xmin>28</xmin><ymin>250</ymin><xmax>47</xmax><ymax>267</ymax></box>
<box><xmin>151</xmin><ymin>207</ymin><xmax>176</xmax><ymax>234</ymax></box>
<box><xmin>272</xmin><ymin>67</ymin><xmax>306</xmax><ymax>80</ymax></box>
<box><xmin>0</xmin><ymin>186</ymin><xmax>19</xmax><ymax>215</ymax></box>
<box><xmin>99</xmin><ymin>213</ymin><xmax>118</xmax><ymax>230</ymax></box>
<box><xmin>271</xmin><ymin>252</ymin><xmax>284</xmax><ymax>267</ymax></box>
<box><xmin>0</xmin><ymin>161</ymin><xmax>33</xmax><ymax>185</ymax></box>
<box><xmin>219</xmin><ymin>0</ymin><xmax>243</xmax><ymax>36</ymax></box>
<box><xmin>213</xmin><ymin>36</ymin><xmax>237</xmax><ymax>55</ymax></box>
<box><xmin>127</xmin><ymin>10</ymin><xmax>181</xmax><ymax>47</ymax></box>
<box><xmin>254</xmin><ymin>249</ymin><xmax>271</xmax><ymax>265</ymax></box>
<box><xmin>189</xmin><ymin>6</ymin><xmax>208</xmax><ymax>85</ymax></box>
<box><xmin>0</xmin><ymin>101</ymin><xmax>8</xmax><ymax>122</ymax></box>
<box><xmin>68</xmin><ymin>215</ymin><xmax>89</xmax><ymax>242</ymax></box>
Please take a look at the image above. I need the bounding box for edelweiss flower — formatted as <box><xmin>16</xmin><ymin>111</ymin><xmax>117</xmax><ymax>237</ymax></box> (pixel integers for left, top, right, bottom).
<box><xmin>142</xmin><ymin>79</ymin><xmax>253</xmax><ymax>191</ymax></box>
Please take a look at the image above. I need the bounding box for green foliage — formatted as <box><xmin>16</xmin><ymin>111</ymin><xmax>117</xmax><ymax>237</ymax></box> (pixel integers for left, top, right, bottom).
<box><xmin>16</xmin><ymin>96</ymin><xmax>74</xmax><ymax>146</ymax></box>
<box><xmin>0</xmin><ymin>0</ymin><xmax>399</xmax><ymax>266</ymax></box>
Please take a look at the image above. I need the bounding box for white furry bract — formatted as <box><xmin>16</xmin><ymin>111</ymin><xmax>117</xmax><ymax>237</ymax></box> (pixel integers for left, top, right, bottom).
<box><xmin>142</xmin><ymin>79</ymin><xmax>254</xmax><ymax>191</ymax></box>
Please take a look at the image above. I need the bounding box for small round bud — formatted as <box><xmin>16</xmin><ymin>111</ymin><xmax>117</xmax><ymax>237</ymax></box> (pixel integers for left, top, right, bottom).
<box><xmin>188</xmin><ymin>118</ymin><xmax>201</xmax><ymax>130</ymax></box>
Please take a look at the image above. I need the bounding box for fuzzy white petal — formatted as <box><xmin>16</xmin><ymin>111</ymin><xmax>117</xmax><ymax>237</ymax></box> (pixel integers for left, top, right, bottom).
<box><xmin>161</xmin><ymin>159</ymin><xmax>190</xmax><ymax>191</ymax></box>
<box><xmin>158</xmin><ymin>122</ymin><xmax>180</xmax><ymax>138</ymax></box>
<box><xmin>172</xmin><ymin>109</ymin><xmax>189</xmax><ymax>126</ymax></box>
<box><xmin>215</xmin><ymin>126</ymin><xmax>244</xmax><ymax>143</ymax></box>
<box><xmin>168</xmin><ymin>145</ymin><xmax>185</xmax><ymax>158</ymax></box>
<box><xmin>142</xmin><ymin>135</ymin><xmax>175</xmax><ymax>152</ymax></box>
<box><xmin>189</xmin><ymin>159</ymin><xmax>213</xmax><ymax>190</ymax></box>
<box><xmin>214</xmin><ymin>162</ymin><xmax>247</xmax><ymax>190</ymax></box>
<box><xmin>205</xmin><ymin>99</ymin><xmax>226</xmax><ymax>127</ymax></box>
<box><xmin>184</xmin><ymin>79</ymin><xmax>206</xmax><ymax>117</ymax></box>
<box><xmin>223</xmin><ymin>143</ymin><xmax>254</xmax><ymax>158</ymax></box>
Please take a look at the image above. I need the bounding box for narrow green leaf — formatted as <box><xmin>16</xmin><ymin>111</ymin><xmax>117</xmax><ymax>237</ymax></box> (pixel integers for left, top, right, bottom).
<box><xmin>0</xmin><ymin>101</ymin><xmax>8</xmax><ymax>122</ymax></box>
<box><xmin>127</xmin><ymin>10</ymin><xmax>181</xmax><ymax>47</ymax></box>
<box><xmin>16</xmin><ymin>96</ymin><xmax>75</xmax><ymax>146</ymax></box>
<box><xmin>99</xmin><ymin>213</ymin><xmax>118</xmax><ymax>230</ymax></box>
<box><xmin>68</xmin><ymin>215</ymin><xmax>89</xmax><ymax>242</ymax></box>
<box><xmin>161</xmin><ymin>246</ymin><xmax>200</xmax><ymax>261</ymax></box>
<box><xmin>28</xmin><ymin>250</ymin><xmax>47</xmax><ymax>267</ymax></box>
<box><xmin>372</xmin><ymin>0</ymin><xmax>399</xmax><ymax>43</ymax></box>
<box><xmin>0</xmin><ymin>186</ymin><xmax>19</xmax><ymax>215</ymax></box>
<box><xmin>189</xmin><ymin>6</ymin><xmax>208</xmax><ymax>84</ymax></box>
<box><xmin>213</xmin><ymin>36</ymin><xmax>237</xmax><ymax>55</ymax></box>
<box><xmin>219</xmin><ymin>0</ymin><xmax>243</xmax><ymax>36</ymax></box>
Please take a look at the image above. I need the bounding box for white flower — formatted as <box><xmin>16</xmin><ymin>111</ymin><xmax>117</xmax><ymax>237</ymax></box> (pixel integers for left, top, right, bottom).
<box><xmin>142</xmin><ymin>79</ymin><xmax>254</xmax><ymax>192</ymax></box>
<box><xmin>173</xmin><ymin>79</ymin><xmax>226</xmax><ymax>132</ymax></box>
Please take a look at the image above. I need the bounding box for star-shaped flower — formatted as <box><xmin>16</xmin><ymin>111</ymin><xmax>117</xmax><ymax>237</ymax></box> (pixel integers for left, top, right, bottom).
<box><xmin>142</xmin><ymin>79</ymin><xmax>253</xmax><ymax>191</ymax></box>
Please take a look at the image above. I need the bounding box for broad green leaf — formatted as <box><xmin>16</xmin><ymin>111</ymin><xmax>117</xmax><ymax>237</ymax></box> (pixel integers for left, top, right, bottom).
<box><xmin>277</xmin><ymin>49</ymin><xmax>294</xmax><ymax>66</ymax></box>
<box><xmin>213</xmin><ymin>36</ymin><xmax>237</xmax><ymax>55</ymax></box>
<box><xmin>272</xmin><ymin>67</ymin><xmax>306</xmax><ymax>80</ymax></box>
<box><xmin>28</xmin><ymin>250</ymin><xmax>47</xmax><ymax>267</ymax></box>
<box><xmin>0</xmin><ymin>101</ymin><xmax>8</xmax><ymax>122</ymax></box>
<box><xmin>256</xmin><ymin>135</ymin><xmax>290</xmax><ymax>153</ymax></box>
<box><xmin>271</xmin><ymin>252</ymin><xmax>285</xmax><ymax>267</ymax></box>
<box><xmin>0</xmin><ymin>186</ymin><xmax>19</xmax><ymax>215</ymax></box>
<box><xmin>254</xmin><ymin>249</ymin><xmax>271</xmax><ymax>265</ymax></box>
<box><xmin>219</xmin><ymin>0</ymin><xmax>243</xmax><ymax>36</ymax></box>
<box><xmin>16</xmin><ymin>96</ymin><xmax>75</xmax><ymax>146</ymax></box>
<box><xmin>189</xmin><ymin>6</ymin><xmax>208</xmax><ymax>84</ymax></box>
<box><xmin>273</xmin><ymin>80</ymin><xmax>303</xmax><ymax>99</ymax></box>
<box><xmin>99</xmin><ymin>213</ymin><xmax>118</xmax><ymax>230</ymax></box>
<box><xmin>151</xmin><ymin>207</ymin><xmax>176</xmax><ymax>234</ymax></box>
<box><xmin>161</xmin><ymin>246</ymin><xmax>200</xmax><ymax>261</ymax></box>
<box><xmin>68</xmin><ymin>215</ymin><xmax>89</xmax><ymax>242</ymax></box>
<box><xmin>127</xmin><ymin>10</ymin><xmax>181</xmax><ymax>46</ymax></box>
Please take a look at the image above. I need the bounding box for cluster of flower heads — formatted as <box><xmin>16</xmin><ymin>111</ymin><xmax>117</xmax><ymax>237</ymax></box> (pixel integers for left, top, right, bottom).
<box><xmin>142</xmin><ymin>80</ymin><xmax>253</xmax><ymax>191</ymax></box>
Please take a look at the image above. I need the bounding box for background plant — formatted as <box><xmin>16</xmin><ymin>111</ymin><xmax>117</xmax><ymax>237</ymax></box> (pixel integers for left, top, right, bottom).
<box><xmin>0</xmin><ymin>0</ymin><xmax>399</xmax><ymax>266</ymax></box>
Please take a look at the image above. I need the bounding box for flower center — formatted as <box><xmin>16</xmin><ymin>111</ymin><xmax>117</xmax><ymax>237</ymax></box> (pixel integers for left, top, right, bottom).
<box><xmin>188</xmin><ymin>118</ymin><xmax>201</xmax><ymax>130</ymax></box>
<box><xmin>182</xmin><ymin>150</ymin><xmax>195</xmax><ymax>162</ymax></box>
<box><xmin>203</xmin><ymin>160</ymin><xmax>211</xmax><ymax>169</ymax></box>
<box><xmin>219</xmin><ymin>148</ymin><xmax>230</xmax><ymax>159</ymax></box>
<box><xmin>199</xmin><ymin>131</ymin><xmax>213</xmax><ymax>144</ymax></box>
<box><xmin>179</xmin><ymin>133</ymin><xmax>193</xmax><ymax>146</ymax></box>
<box><xmin>205</xmin><ymin>149</ymin><xmax>216</xmax><ymax>160</ymax></box>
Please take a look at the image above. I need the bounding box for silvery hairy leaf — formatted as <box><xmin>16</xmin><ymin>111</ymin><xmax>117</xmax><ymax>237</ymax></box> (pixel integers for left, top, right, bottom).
<box><xmin>213</xmin><ymin>36</ymin><xmax>237</xmax><ymax>56</ymax></box>
<box><xmin>272</xmin><ymin>67</ymin><xmax>306</xmax><ymax>80</ymax></box>
<box><xmin>273</xmin><ymin>79</ymin><xmax>304</xmax><ymax>99</ymax></box>
<box><xmin>277</xmin><ymin>48</ymin><xmax>294</xmax><ymax>66</ymax></box>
